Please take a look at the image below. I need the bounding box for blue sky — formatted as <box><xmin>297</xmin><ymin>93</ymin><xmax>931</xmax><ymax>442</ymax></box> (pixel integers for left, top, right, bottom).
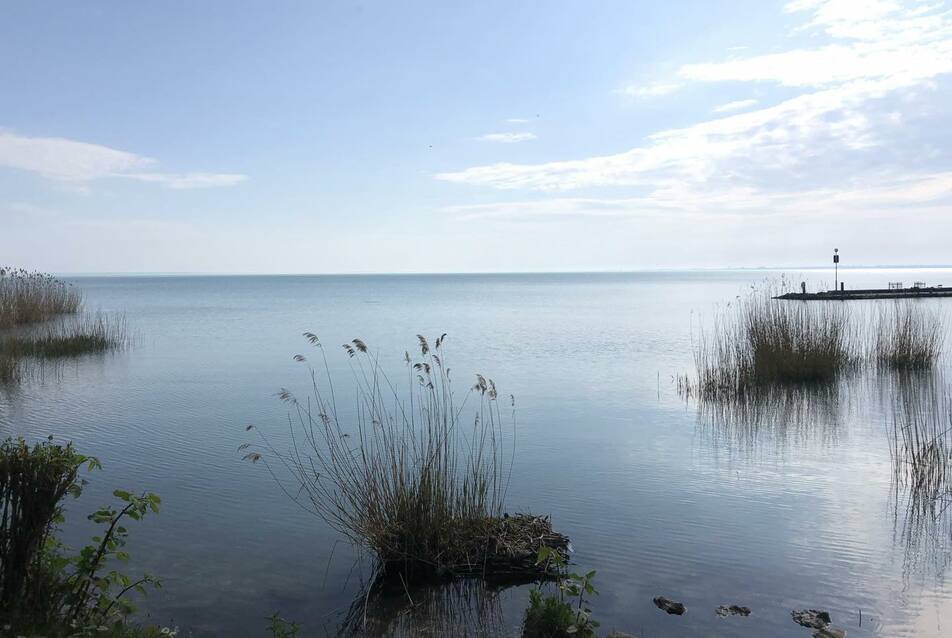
<box><xmin>2</xmin><ymin>0</ymin><xmax>951</xmax><ymax>273</ymax></box>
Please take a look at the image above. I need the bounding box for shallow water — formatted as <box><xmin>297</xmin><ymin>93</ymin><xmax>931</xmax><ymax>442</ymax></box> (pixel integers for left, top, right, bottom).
<box><xmin>3</xmin><ymin>269</ymin><xmax>952</xmax><ymax>637</ymax></box>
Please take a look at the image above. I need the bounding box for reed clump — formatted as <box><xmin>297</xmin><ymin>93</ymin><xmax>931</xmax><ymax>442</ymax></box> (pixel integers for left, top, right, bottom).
<box><xmin>246</xmin><ymin>333</ymin><xmax>568</xmax><ymax>581</ymax></box>
<box><xmin>0</xmin><ymin>267</ymin><xmax>81</xmax><ymax>330</ymax></box>
<box><xmin>874</xmin><ymin>301</ymin><xmax>944</xmax><ymax>370</ymax></box>
<box><xmin>688</xmin><ymin>288</ymin><xmax>858</xmax><ymax>400</ymax></box>
<box><xmin>1</xmin><ymin>314</ymin><xmax>128</xmax><ymax>359</ymax></box>
<box><xmin>0</xmin><ymin>437</ymin><xmax>83</xmax><ymax>615</ymax></box>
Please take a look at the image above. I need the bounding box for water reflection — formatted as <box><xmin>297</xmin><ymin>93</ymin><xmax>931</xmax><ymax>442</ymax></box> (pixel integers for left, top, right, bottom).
<box><xmin>885</xmin><ymin>372</ymin><xmax>952</xmax><ymax>581</ymax></box>
<box><xmin>695</xmin><ymin>383</ymin><xmax>844</xmax><ymax>452</ymax></box>
<box><xmin>336</xmin><ymin>577</ymin><xmax>517</xmax><ymax>637</ymax></box>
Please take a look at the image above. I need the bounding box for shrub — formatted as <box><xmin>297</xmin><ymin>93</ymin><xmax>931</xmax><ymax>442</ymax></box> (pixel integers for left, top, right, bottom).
<box><xmin>0</xmin><ymin>437</ymin><xmax>88</xmax><ymax>614</ymax></box>
<box><xmin>0</xmin><ymin>437</ymin><xmax>161</xmax><ymax>636</ymax></box>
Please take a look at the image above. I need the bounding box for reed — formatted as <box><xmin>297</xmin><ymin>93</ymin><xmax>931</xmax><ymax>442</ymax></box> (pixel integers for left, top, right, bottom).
<box><xmin>0</xmin><ymin>353</ymin><xmax>18</xmax><ymax>385</ymax></box>
<box><xmin>0</xmin><ymin>314</ymin><xmax>128</xmax><ymax>360</ymax></box>
<box><xmin>874</xmin><ymin>300</ymin><xmax>944</xmax><ymax>370</ymax></box>
<box><xmin>0</xmin><ymin>267</ymin><xmax>81</xmax><ymax>330</ymax></box>
<box><xmin>688</xmin><ymin>287</ymin><xmax>858</xmax><ymax>400</ymax></box>
<box><xmin>246</xmin><ymin>333</ymin><xmax>567</xmax><ymax>581</ymax></box>
<box><xmin>0</xmin><ymin>438</ymin><xmax>84</xmax><ymax>617</ymax></box>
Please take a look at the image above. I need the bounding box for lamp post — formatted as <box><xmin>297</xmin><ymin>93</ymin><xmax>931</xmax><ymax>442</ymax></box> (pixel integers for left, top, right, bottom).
<box><xmin>833</xmin><ymin>248</ymin><xmax>839</xmax><ymax>292</ymax></box>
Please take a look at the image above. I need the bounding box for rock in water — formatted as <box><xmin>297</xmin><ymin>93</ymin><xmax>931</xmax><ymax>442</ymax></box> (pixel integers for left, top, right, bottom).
<box><xmin>606</xmin><ymin>632</ymin><xmax>637</xmax><ymax>638</ymax></box>
<box><xmin>715</xmin><ymin>604</ymin><xmax>751</xmax><ymax>617</ymax></box>
<box><xmin>653</xmin><ymin>596</ymin><xmax>686</xmax><ymax>615</ymax></box>
<box><xmin>814</xmin><ymin>628</ymin><xmax>846</xmax><ymax>638</ymax></box>
<box><xmin>792</xmin><ymin>609</ymin><xmax>832</xmax><ymax>629</ymax></box>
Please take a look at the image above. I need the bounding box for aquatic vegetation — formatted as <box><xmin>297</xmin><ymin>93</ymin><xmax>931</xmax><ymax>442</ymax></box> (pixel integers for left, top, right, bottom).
<box><xmin>0</xmin><ymin>353</ymin><xmax>18</xmax><ymax>385</ymax></box>
<box><xmin>0</xmin><ymin>313</ymin><xmax>129</xmax><ymax>359</ymax></box>
<box><xmin>522</xmin><ymin>547</ymin><xmax>599</xmax><ymax>638</ymax></box>
<box><xmin>874</xmin><ymin>300</ymin><xmax>944</xmax><ymax>370</ymax></box>
<box><xmin>686</xmin><ymin>287</ymin><xmax>858</xmax><ymax>399</ymax></box>
<box><xmin>338</xmin><ymin>577</ymin><xmax>507</xmax><ymax>637</ymax></box>
<box><xmin>886</xmin><ymin>373</ymin><xmax>952</xmax><ymax>578</ymax></box>
<box><xmin>246</xmin><ymin>333</ymin><xmax>568</xmax><ymax>582</ymax></box>
<box><xmin>0</xmin><ymin>437</ymin><xmax>162</xmax><ymax>636</ymax></box>
<box><xmin>0</xmin><ymin>437</ymin><xmax>88</xmax><ymax>614</ymax></box>
<box><xmin>0</xmin><ymin>267</ymin><xmax>81</xmax><ymax>330</ymax></box>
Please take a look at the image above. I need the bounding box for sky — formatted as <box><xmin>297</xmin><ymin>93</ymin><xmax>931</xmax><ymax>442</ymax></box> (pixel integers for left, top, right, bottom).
<box><xmin>2</xmin><ymin>0</ymin><xmax>952</xmax><ymax>273</ymax></box>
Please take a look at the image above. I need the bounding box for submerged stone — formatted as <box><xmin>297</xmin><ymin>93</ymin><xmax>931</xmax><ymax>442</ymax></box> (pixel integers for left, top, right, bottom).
<box><xmin>814</xmin><ymin>628</ymin><xmax>846</xmax><ymax>638</ymax></box>
<box><xmin>715</xmin><ymin>604</ymin><xmax>751</xmax><ymax>617</ymax></box>
<box><xmin>792</xmin><ymin>609</ymin><xmax>832</xmax><ymax>629</ymax></box>
<box><xmin>653</xmin><ymin>596</ymin><xmax>686</xmax><ymax>615</ymax></box>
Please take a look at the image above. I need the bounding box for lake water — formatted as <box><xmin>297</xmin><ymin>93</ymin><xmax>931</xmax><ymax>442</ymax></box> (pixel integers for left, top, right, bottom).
<box><xmin>3</xmin><ymin>269</ymin><xmax>952</xmax><ymax>637</ymax></box>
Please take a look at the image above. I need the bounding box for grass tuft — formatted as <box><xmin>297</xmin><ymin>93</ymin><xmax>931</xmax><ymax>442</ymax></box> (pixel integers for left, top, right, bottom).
<box><xmin>1</xmin><ymin>314</ymin><xmax>128</xmax><ymax>360</ymax></box>
<box><xmin>686</xmin><ymin>286</ymin><xmax>858</xmax><ymax>400</ymax></box>
<box><xmin>874</xmin><ymin>300</ymin><xmax>944</xmax><ymax>370</ymax></box>
<box><xmin>247</xmin><ymin>333</ymin><xmax>568</xmax><ymax>581</ymax></box>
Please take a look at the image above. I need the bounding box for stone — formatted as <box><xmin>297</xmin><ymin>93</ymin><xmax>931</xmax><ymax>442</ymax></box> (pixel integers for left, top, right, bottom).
<box><xmin>606</xmin><ymin>632</ymin><xmax>637</xmax><ymax>638</ymax></box>
<box><xmin>653</xmin><ymin>596</ymin><xmax>686</xmax><ymax>615</ymax></box>
<box><xmin>813</xmin><ymin>628</ymin><xmax>846</xmax><ymax>638</ymax></box>
<box><xmin>792</xmin><ymin>609</ymin><xmax>832</xmax><ymax>629</ymax></box>
<box><xmin>715</xmin><ymin>604</ymin><xmax>751</xmax><ymax>617</ymax></box>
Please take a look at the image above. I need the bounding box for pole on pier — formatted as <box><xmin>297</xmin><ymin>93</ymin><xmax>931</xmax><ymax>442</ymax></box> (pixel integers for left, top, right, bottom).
<box><xmin>833</xmin><ymin>248</ymin><xmax>840</xmax><ymax>292</ymax></box>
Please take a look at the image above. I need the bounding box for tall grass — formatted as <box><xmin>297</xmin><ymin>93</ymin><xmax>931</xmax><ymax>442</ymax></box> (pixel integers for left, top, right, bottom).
<box><xmin>886</xmin><ymin>374</ymin><xmax>952</xmax><ymax>576</ymax></box>
<box><xmin>874</xmin><ymin>300</ymin><xmax>944</xmax><ymax>370</ymax></box>
<box><xmin>688</xmin><ymin>288</ymin><xmax>858</xmax><ymax>399</ymax></box>
<box><xmin>0</xmin><ymin>267</ymin><xmax>81</xmax><ymax>330</ymax></box>
<box><xmin>247</xmin><ymin>333</ymin><xmax>567</xmax><ymax>581</ymax></box>
<box><xmin>1</xmin><ymin>314</ymin><xmax>128</xmax><ymax>359</ymax></box>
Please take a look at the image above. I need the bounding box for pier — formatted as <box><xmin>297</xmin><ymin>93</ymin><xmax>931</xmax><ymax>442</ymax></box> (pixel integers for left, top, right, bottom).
<box><xmin>775</xmin><ymin>285</ymin><xmax>952</xmax><ymax>301</ymax></box>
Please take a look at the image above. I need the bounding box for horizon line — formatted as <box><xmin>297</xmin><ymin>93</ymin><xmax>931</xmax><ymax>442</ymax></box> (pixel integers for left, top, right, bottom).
<box><xmin>52</xmin><ymin>264</ymin><xmax>952</xmax><ymax>277</ymax></box>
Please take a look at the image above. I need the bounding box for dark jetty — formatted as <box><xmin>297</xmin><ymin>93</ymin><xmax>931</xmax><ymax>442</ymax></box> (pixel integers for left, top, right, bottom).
<box><xmin>776</xmin><ymin>285</ymin><xmax>952</xmax><ymax>301</ymax></box>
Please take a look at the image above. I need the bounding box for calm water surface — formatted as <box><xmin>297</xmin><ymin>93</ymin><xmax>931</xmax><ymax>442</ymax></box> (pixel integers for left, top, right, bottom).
<box><xmin>3</xmin><ymin>270</ymin><xmax>952</xmax><ymax>637</ymax></box>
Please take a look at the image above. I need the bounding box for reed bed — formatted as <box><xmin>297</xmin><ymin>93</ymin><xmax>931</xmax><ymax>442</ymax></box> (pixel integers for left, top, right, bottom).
<box><xmin>874</xmin><ymin>300</ymin><xmax>945</xmax><ymax>370</ymax></box>
<box><xmin>0</xmin><ymin>314</ymin><xmax>128</xmax><ymax>360</ymax></box>
<box><xmin>686</xmin><ymin>288</ymin><xmax>858</xmax><ymax>400</ymax></box>
<box><xmin>246</xmin><ymin>333</ymin><xmax>567</xmax><ymax>581</ymax></box>
<box><xmin>0</xmin><ymin>267</ymin><xmax>81</xmax><ymax>330</ymax></box>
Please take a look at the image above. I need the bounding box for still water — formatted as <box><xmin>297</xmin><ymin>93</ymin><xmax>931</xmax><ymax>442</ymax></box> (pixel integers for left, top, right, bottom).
<box><xmin>2</xmin><ymin>269</ymin><xmax>952</xmax><ymax>637</ymax></box>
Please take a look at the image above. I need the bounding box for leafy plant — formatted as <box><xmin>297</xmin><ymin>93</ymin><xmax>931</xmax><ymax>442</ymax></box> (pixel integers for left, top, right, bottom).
<box><xmin>267</xmin><ymin>613</ymin><xmax>300</xmax><ymax>638</ymax></box>
<box><xmin>522</xmin><ymin>547</ymin><xmax>598</xmax><ymax>638</ymax></box>
<box><xmin>62</xmin><ymin>490</ymin><xmax>162</xmax><ymax>626</ymax></box>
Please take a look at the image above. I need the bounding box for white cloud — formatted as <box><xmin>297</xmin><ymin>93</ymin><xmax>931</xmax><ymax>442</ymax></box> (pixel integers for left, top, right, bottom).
<box><xmin>619</xmin><ymin>82</ymin><xmax>683</xmax><ymax>98</ymax></box>
<box><xmin>506</xmin><ymin>118</ymin><xmax>530</xmax><ymax>124</ymax></box>
<box><xmin>713</xmin><ymin>99</ymin><xmax>759</xmax><ymax>113</ymax></box>
<box><xmin>445</xmin><ymin>171</ymin><xmax>952</xmax><ymax>221</ymax></box>
<box><xmin>0</xmin><ymin>131</ymin><xmax>152</xmax><ymax>180</ymax></box>
<box><xmin>476</xmin><ymin>132</ymin><xmax>537</xmax><ymax>143</ymax></box>
<box><xmin>126</xmin><ymin>172</ymin><xmax>248</xmax><ymax>189</ymax></box>
<box><xmin>0</xmin><ymin>130</ymin><xmax>246</xmax><ymax>189</ymax></box>
<box><xmin>438</xmin><ymin>0</ymin><xmax>952</xmax><ymax>224</ymax></box>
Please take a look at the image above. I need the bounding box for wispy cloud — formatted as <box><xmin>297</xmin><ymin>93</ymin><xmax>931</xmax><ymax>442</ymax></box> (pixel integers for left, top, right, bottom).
<box><xmin>438</xmin><ymin>0</ymin><xmax>952</xmax><ymax>221</ymax></box>
<box><xmin>0</xmin><ymin>130</ymin><xmax>246</xmax><ymax>189</ymax></box>
<box><xmin>618</xmin><ymin>82</ymin><xmax>683</xmax><ymax>98</ymax></box>
<box><xmin>713</xmin><ymin>99</ymin><xmax>759</xmax><ymax>113</ymax></box>
<box><xmin>506</xmin><ymin>118</ymin><xmax>530</xmax><ymax>124</ymax></box>
<box><xmin>476</xmin><ymin>132</ymin><xmax>537</xmax><ymax>143</ymax></box>
<box><xmin>445</xmin><ymin>171</ymin><xmax>952</xmax><ymax>221</ymax></box>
